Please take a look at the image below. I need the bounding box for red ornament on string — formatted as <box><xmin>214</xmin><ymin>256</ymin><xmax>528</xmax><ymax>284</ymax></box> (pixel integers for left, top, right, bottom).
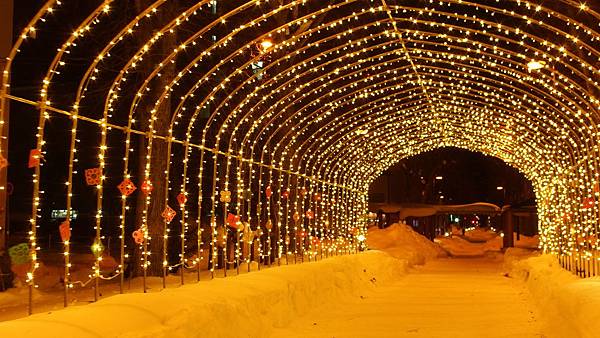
<box><xmin>177</xmin><ymin>193</ymin><xmax>187</xmax><ymax>206</ymax></box>
<box><xmin>227</xmin><ymin>213</ymin><xmax>240</xmax><ymax>229</ymax></box>
<box><xmin>282</xmin><ymin>190</ymin><xmax>289</xmax><ymax>199</ymax></box>
<box><xmin>118</xmin><ymin>178</ymin><xmax>137</xmax><ymax>196</ymax></box>
<box><xmin>141</xmin><ymin>180</ymin><xmax>153</xmax><ymax>195</ymax></box>
<box><xmin>300</xmin><ymin>187</ymin><xmax>307</xmax><ymax>197</ymax></box>
<box><xmin>583</xmin><ymin>197</ymin><xmax>595</xmax><ymax>209</ymax></box>
<box><xmin>265</xmin><ymin>185</ymin><xmax>272</xmax><ymax>198</ymax></box>
<box><xmin>293</xmin><ymin>211</ymin><xmax>300</xmax><ymax>222</ymax></box>
<box><xmin>306</xmin><ymin>209</ymin><xmax>314</xmax><ymax>219</ymax></box>
<box><xmin>28</xmin><ymin>149</ymin><xmax>42</xmax><ymax>168</ymax></box>
<box><xmin>162</xmin><ymin>205</ymin><xmax>177</xmax><ymax>223</ymax></box>
<box><xmin>0</xmin><ymin>154</ymin><xmax>8</xmax><ymax>170</ymax></box>
<box><xmin>132</xmin><ymin>229</ymin><xmax>144</xmax><ymax>244</ymax></box>
<box><xmin>313</xmin><ymin>193</ymin><xmax>321</xmax><ymax>201</ymax></box>
<box><xmin>84</xmin><ymin>167</ymin><xmax>101</xmax><ymax>186</ymax></box>
<box><xmin>59</xmin><ymin>220</ymin><xmax>71</xmax><ymax>242</ymax></box>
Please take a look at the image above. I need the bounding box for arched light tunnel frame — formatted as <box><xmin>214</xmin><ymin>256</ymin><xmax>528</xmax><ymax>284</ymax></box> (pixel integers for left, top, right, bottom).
<box><xmin>0</xmin><ymin>0</ymin><xmax>599</xmax><ymax>315</ymax></box>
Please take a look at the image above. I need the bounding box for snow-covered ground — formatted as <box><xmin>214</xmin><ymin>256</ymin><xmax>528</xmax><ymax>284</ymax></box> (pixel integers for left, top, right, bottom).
<box><xmin>272</xmin><ymin>257</ymin><xmax>545</xmax><ymax>338</ymax></box>
<box><xmin>1</xmin><ymin>222</ymin><xmax>597</xmax><ymax>338</ymax></box>
<box><xmin>366</xmin><ymin>222</ymin><xmax>447</xmax><ymax>264</ymax></box>
<box><xmin>435</xmin><ymin>227</ymin><xmax>539</xmax><ymax>257</ymax></box>
<box><xmin>507</xmin><ymin>250</ymin><xmax>600</xmax><ymax>338</ymax></box>
<box><xmin>0</xmin><ymin>250</ymin><xmax>410</xmax><ymax>337</ymax></box>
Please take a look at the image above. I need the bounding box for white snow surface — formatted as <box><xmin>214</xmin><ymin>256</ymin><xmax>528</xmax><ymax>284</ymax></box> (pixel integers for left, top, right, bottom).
<box><xmin>366</xmin><ymin>223</ymin><xmax>447</xmax><ymax>264</ymax></box>
<box><xmin>436</xmin><ymin>227</ymin><xmax>539</xmax><ymax>257</ymax></box>
<box><xmin>507</xmin><ymin>250</ymin><xmax>600</xmax><ymax>338</ymax></box>
<box><xmin>0</xmin><ymin>251</ymin><xmax>408</xmax><ymax>337</ymax></box>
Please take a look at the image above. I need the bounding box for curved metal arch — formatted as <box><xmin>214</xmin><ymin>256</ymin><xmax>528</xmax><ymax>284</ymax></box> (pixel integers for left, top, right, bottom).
<box><xmin>2</xmin><ymin>0</ymin><xmax>600</xmax><ymax>315</ymax></box>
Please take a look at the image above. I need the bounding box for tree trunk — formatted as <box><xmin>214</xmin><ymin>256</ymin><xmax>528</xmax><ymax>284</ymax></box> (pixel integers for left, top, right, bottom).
<box><xmin>131</xmin><ymin>0</ymin><xmax>177</xmax><ymax>277</ymax></box>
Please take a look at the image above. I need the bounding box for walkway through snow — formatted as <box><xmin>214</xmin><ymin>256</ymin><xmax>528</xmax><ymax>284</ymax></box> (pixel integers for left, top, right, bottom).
<box><xmin>271</xmin><ymin>257</ymin><xmax>546</xmax><ymax>338</ymax></box>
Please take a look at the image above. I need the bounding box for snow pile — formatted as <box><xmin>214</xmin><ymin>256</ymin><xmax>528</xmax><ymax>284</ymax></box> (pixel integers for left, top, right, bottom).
<box><xmin>435</xmin><ymin>235</ymin><xmax>502</xmax><ymax>257</ymax></box>
<box><xmin>366</xmin><ymin>223</ymin><xmax>447</xmax><ymax>265</ymax></box>
<box><xmin>463</xmin><ymin>227</ymin><xmax>498</xmax><ymax>242</ymax></box>
<box><xmin>436</xmin><ymin>228</ymin><xmax>539</xmax><ymax>257</ymax></box>
<box><xmin>508</xmin><ymin>252</ymin><xmax>600</xmax><ymax>338</ymax></box>
<box><xmin>0</xmin><ymin>251</ymin><xmax>407</xmax><ymax>337</ymax></box>
<box><xmin>514</xmin><ymin>234</ymin><xmax>540</xmax><ymax>249</ymax></box>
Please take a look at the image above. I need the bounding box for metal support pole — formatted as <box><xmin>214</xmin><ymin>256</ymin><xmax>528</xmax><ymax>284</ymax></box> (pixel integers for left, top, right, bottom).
<box><xmin>0</xmin><ymin>0</ymin><xmax>13</xmax><ymax>258</ymax></box>
<box><xmin>502</xmin><ymin>208</ymin><xmax>514</xmax><ymax>248</ymax></box>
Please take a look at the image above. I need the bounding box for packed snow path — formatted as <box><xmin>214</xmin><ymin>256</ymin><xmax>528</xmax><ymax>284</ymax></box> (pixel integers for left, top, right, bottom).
<box><xmin>271</xmin><ymin>257</ymin><xmax>546</xmax><ymax>338</ymax></box>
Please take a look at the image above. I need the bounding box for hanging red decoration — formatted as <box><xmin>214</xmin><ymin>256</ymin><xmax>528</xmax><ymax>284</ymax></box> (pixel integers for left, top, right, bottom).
<box><xmin>265</xmin><ymin>219</ymin><xmax>273</xmax><ymax>230</ymax></box>
<box><xmin>293</xmin><ymin>211</ymin><xmax>300</xmax><ymax>222</ymax></box>
<box><xmin>595</xmin><ymin>183</ymin><xmax>600</xmax><ymax>194</ymax></box>
<box><xmin>59</xmin><ymin>220</ymin><xmax>71</xmax><ymax>242</ymax></box>
<box><xmin>132</xmin><ymin>229</ymin><xmax>144</xmax><ymax>244</ymax></box>
<box><xmin>141</xmin><ymin>180</ymin><xmax>153</xmax><ymax>195</ymax></box>
<box><xmin>162</xmin><ymin>205</ymin><xmax>177</xmax><ymax>223</ymax></box>
<box><xmin>227</xmin><ymin>213</ymin><xmax>240</xmax><ymax>229</ymax></box>
<box><xmin>28</xmin><ymin>149</ymin><xmax>42</xmax><ymax>168</ymax></box>
<box><xmin>583</xmin><ymin>197</ymin><xmax>595</xmax><ymax>209</ymax></box>
<box><xmin>306</xmin><ymin>209</ymin><xmax>314</xmax><ymax>219</ymax></box>
<box><xmin>177</xmin><ymin>192</ymin><xmax>187</xmax><ymax>206</ymax></box>
<box><xmin>300</xmin><ymin>187</ymin><xmax>307</xmax><ymax>197</ymax></box>
<box><xmin>84</xmin><ymin>167</ymin><xmax>102</xmax><ymax>186</ymax></box>
<box><xmin>117</xmin><ymin>178</ymin><xmax>136</xmax><ymax>196</ymax></box>
<box><xmin>265</xmin><ymin>185</ymin><xmax>272</xmax><ymax>198</ymax></box>
<box><xmin>282</xmin><ymin>190</ymin><xmax>289</xmax><ymax>199</ymax></box>
<box><xmin>314</xmin><ymin>193</ymin><xmax>321</xmax><ymax>201</ymax></box>
<box><xmin>0</xmin><ymin>154</ymin><xmax>8</xmax><ymax>170</ymax></box>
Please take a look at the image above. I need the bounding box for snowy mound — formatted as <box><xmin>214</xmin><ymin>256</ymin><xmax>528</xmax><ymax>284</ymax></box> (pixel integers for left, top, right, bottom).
<box><xmin>0</xmin><ymin>252</ymin><xmax>406</xmax><ymax>337</ymax></box>
<box><xmin>366</xmin><ymin>223</ymin><xmax>447</xmax><ymax>265</ymax></box>
<box><xmin>436</xmin><ymin>230</ymin><xmax>539</xmax><ymax>257</ymax></box>
<box><xmin>463</xmin><ymin>227</ymin><xmax>499</xmax><ymax>242</ymax></box>
<box><xmin>435</xmin><ymin>235</ymin><xmax>500</xmax><ymax>257</ymax></box>
<box><xmin>508</xmin><ymin>253</ymin><xmax>600</xmax><ymax>338</ymax></box>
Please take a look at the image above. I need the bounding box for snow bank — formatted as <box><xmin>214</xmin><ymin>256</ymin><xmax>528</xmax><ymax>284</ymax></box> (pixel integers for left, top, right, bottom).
<box><xmin>463</xmin><ymin>227</ymin><xmax>498</xmax><ymax>242</ymax></box>
<box><xmin>366</xmin><ymin>223</ymin><xmax>447</xmax><ymax>265</ymax></box>
<box><xmin>436</xmin><ymin>229</ymin><xmax>539</xmax><ymax>257</ymax></box>
<box><xmin>508</xmin><ymin>252</ymin><xmax>600</xmax><ymax>338</ymax></box>
<box><xmin>435</xmin><ymin>235</ymin><xmax>500</xmax><ymax>257</ymax></box>
<box><xmin>0</xmin><ymin>251</ymin><xmax>407</xmax><ymax>338</ymax></box>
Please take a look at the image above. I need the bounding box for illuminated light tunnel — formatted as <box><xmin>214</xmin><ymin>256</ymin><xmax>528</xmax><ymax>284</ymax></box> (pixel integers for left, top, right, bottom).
<box><xmin>0</xmin><ymin>0</ymin><xmax>599</xmax><ymax>313</ymax></box>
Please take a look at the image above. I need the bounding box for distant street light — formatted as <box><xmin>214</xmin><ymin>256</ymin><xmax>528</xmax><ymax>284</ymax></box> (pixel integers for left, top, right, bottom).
<box><xmin>435</xmin><ymin>176</ymin><xmax>443</xmax><ymax>180</ymax></box>
<box><xmin>497</xmin><ymin>186</ymin><xmax>506</xmax><ymax>205</ymax></box>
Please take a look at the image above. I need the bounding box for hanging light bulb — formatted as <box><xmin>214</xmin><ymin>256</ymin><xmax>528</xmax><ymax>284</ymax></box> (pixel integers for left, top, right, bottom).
<box><xmin>259</xmin><ymin>39</ymin><xmax>273</xmax><ymax>52</ymax></box>
<box><xmin>527</xmin><ymin>60</ymin><xmax>545</xmax><ymax>72</ymax></box>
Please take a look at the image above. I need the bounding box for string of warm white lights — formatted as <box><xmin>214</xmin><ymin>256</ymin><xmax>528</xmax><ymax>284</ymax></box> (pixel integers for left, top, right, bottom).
<box><xmin>0</xmin><ymin>0</ymin><xmax>599</xmax><ymax>316</ymax></box>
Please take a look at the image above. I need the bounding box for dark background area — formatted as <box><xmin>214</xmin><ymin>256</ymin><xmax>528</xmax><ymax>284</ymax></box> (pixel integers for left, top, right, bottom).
<box><xmin>369</xmin><ymin>147</ymin><xmax>535</xmax><ymax>207</ymax></box>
